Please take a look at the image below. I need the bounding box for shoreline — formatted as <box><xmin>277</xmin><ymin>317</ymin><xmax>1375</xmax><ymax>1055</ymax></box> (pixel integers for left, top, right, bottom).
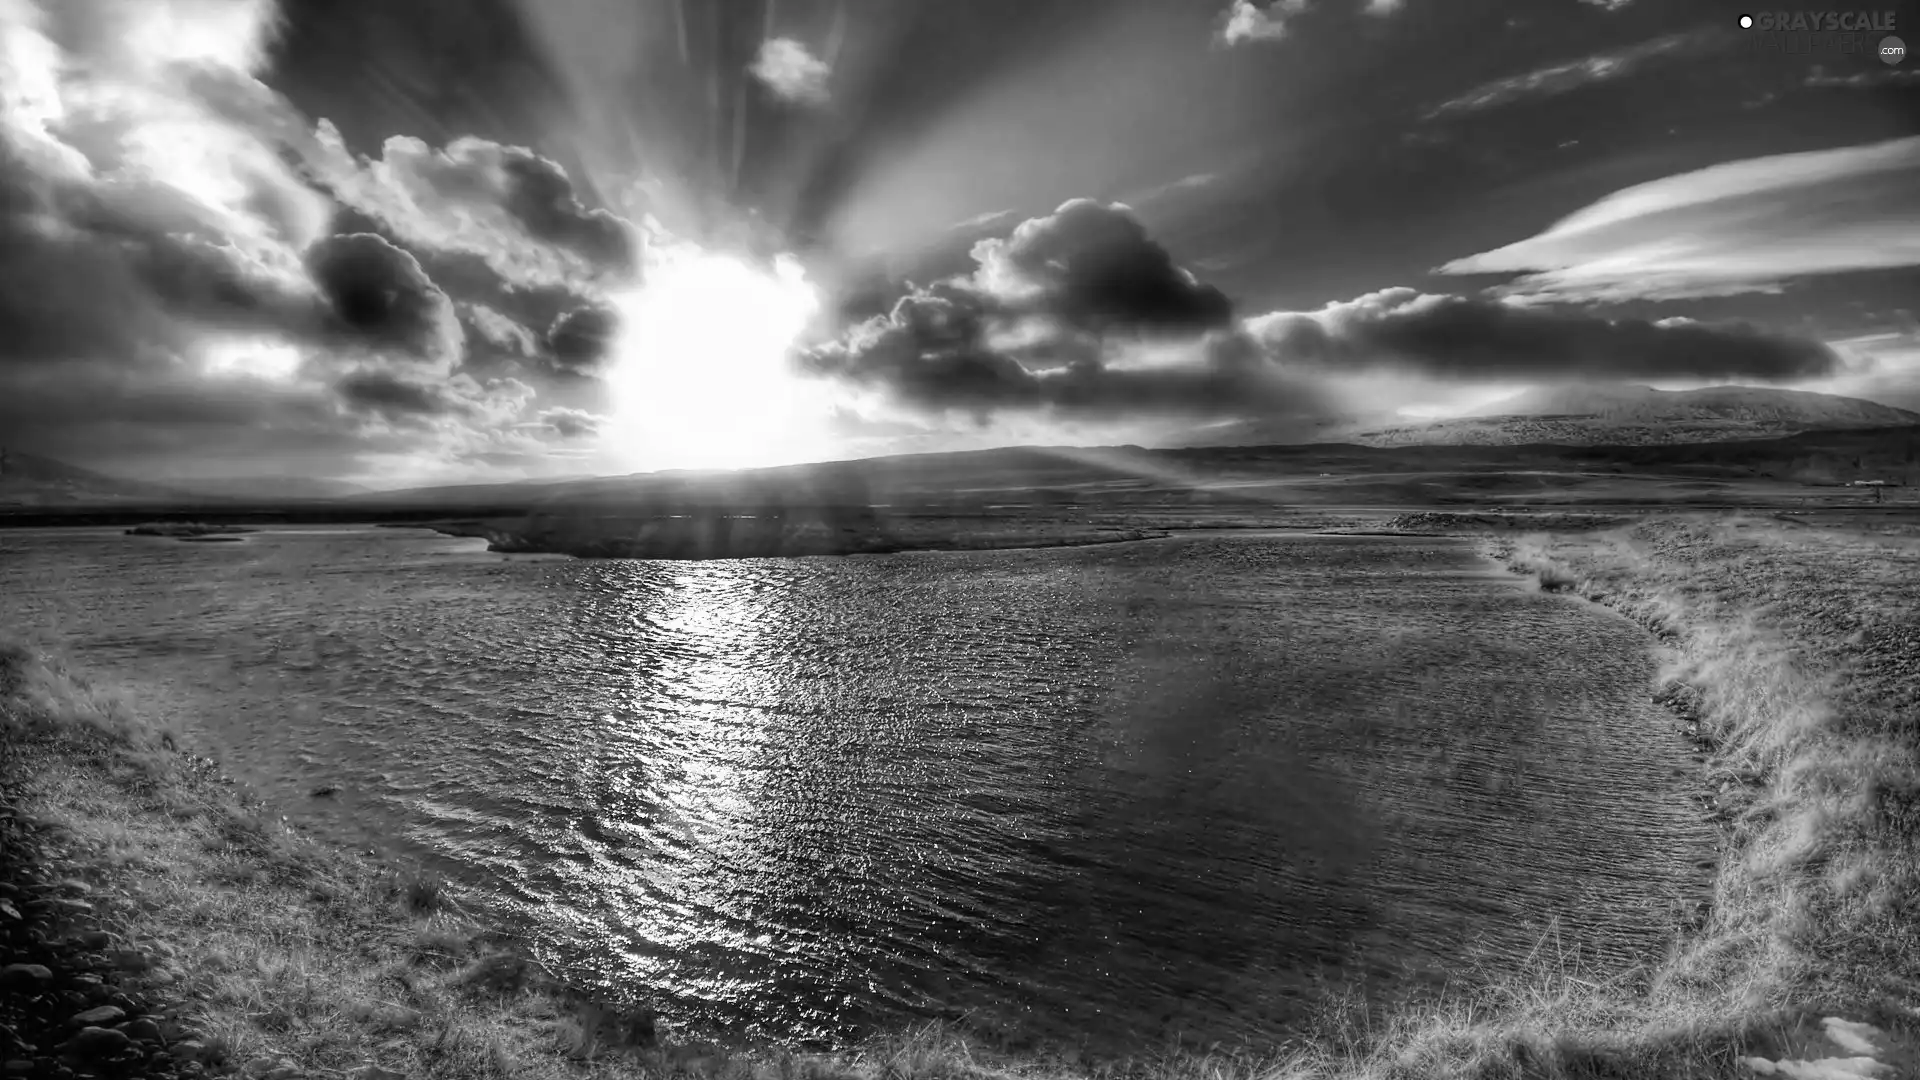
<box><xmin>3</xmin><ymin>512</ymin><xmax>1916</xmax><ymax>1078</ymax></box>
<box><xmin>402</xmin><ymin>517</ymin><xmax>1174</xmax><ymax>559</ymax></box>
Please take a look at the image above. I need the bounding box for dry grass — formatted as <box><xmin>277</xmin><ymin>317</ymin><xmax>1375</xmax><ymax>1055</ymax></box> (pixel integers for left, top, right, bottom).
<box><xmin>4</xmin><ymin>511</ymin><xmax>1917</xmax><ymax>1079</ymax></box>
<box><xmin>1480</xmin><ymin>515</ymin><xmax>1920</xmax><ymax>1063</ymax></box>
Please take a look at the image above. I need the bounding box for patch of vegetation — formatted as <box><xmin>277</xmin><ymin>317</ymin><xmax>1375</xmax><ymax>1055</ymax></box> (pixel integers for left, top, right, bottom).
<box><xmin>1484</xmin><ymin>515</ymin><xmax>1920</xmax><ymax>1070</ymax></box>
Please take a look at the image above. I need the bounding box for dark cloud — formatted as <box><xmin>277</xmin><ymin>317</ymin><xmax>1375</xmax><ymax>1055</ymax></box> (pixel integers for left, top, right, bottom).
<box><xmin>972</xmin><ymin>199</ymin><xmax>1234</xmax><ymax>334</ymax></box>
<box><xmin>798</xmin><ymin>199</ymin><xmax>1307</xmax><ymax>422</ymax></box>
<box><xmin>335</xmin><ymin>369</ymin><xmax>456</xmax><ymax>418</ymax></box>
<box><xmin>1247</xmin><ymin>288</ymin><xmax>1846</xmax><ymax>382</ymax></box>
<box><xmin>292</xmin><ymin>184</ymin><xmax>628</xmax><ymax>394</ymax></box>
<box><xmin>802</xmin><ymin>206</ymin><xmax>1844</xmax><ymax>426</ymax></box>
<box><xmin>800</xmin><ymin>276</ymin><xmax>1319</xmax><ymax>422</ymax></box>
<box><xmin>799</xmin><ymin>198</ymin><xmax>1243</xmax><ymax>417</ymax></box>
<box><xmin>546</xmin><ymin>304</ymin><xmax>622</xmax><ymax>375</ymax></box>
<box><xmin>332</xmin><ymin>367</ymin><xmax>537</xmax><ymax>429</ymax></box>
<box><xmin>495</xmin><ymin>151</ymin><xmax>638</xmax><ymax>274</ymax></box>
<box><xmin>312</xmin><ymin>183</ymin><xmax>621</xmax><ymax>380</ymax></box>
<box><xmin>306</xmin><ymin>233</ymin><xmax>462</xmax><ymax>363</ymax></box>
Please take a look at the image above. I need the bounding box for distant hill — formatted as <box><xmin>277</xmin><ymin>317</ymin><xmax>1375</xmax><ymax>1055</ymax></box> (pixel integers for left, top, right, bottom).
<box><xmin>0</xmin><ymin>451</ymin><xmax>369</xmax><ymax>506</ymax></box>
<box><xmin>164</xmin><ymin>477</ymin><xmax>372</xmax><ymax>500</ymax></box>
<box><xmin>1164</xmin><ymin>412</ymin><xmax>1396</xmax><ymax>449</ymax></box>
<box><xmin>0</xmin><ymin>449</ymin><xmax>193</xmax><ymax>506</ymax></box>
<box><xmin>1348</xmin><ymin>385</ymin><xmax>1920</xmax><ymax>447</ymax></box>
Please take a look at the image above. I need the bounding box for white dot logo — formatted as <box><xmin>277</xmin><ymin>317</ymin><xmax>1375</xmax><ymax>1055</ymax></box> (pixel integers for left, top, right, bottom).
<box><xmin>1883</xmin><ymin>35</ymin><xmax>1908</xmax><ymax>65</ymax></box>
<box><xmin>1739</xmin><ymin>14</ymin><xmax>1753</xmax><ymax>28</ymax></box>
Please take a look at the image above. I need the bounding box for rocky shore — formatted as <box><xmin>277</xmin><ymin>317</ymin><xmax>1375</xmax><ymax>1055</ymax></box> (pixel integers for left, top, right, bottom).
<box><xmin>1</xmin><ymin>744</ymin><xmax>203</xmax><ymax>1079</ymax></box>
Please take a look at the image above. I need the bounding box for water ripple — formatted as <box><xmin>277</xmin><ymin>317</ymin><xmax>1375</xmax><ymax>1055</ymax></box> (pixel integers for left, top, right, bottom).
<box><xmin>0</xmin><ymin>526</ymin><xmax>1716</xmax><ymax>1052</ymax></box>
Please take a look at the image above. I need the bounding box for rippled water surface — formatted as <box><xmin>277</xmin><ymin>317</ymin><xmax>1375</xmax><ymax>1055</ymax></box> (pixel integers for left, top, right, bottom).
<box><xmin>0</xmin><ymin>526</ymin><xmax>1714</xmax><ymax>1051</ymax></box>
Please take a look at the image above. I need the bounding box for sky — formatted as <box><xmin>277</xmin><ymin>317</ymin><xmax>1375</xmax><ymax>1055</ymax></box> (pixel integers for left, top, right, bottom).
<box><xmin>0</xmin><ymin>0</ymin><xmax>1914</xmax><ymax>486</ymax></box>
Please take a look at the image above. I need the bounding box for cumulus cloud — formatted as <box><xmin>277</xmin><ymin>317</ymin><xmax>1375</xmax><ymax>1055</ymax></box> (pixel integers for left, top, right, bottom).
<box><xmin>800</xmin><ymin>205</ymin><xmax>1848</xmax><ymax>428</ymax></box>
<box><xmin>537</xmin><ymin>406</ymin><xmax>605</xmax><ymax>438</ymax></box>
<box><xmin>800</xmin><ymin>200</ymin><xmax>1317</xmax><ymax>423</ymax></box>
<box><xmin>749</xmin><ymin>38</ymin><xmax>832</xmax><ymax>106</ymax></box>
<box><xmin>293</xmin><ymin>126</ymin><xmax>640</xmax><ymax>285</ymax></box>
<box><xmin>970</xmin><ymin>199</ymin><xmax>1234</xmax><ymax>334</ymax></box>
<box><xmin>0</xmin><ymin>0</ymin><xmax>615</xmax><ymax>484</ymax></box>
<box><xmin>1219</xmin><ymin>0</ymin><xmax>1309</xmax><ymax>45</ymax></box>
<box><xmin>1438</xmin><ymin>136</ymin><xmax>1920</xmax><ymax>302</ymax></box>
<box><xmin>1245</xmin><ymin>288</ymin><xmax>1846</xmax><ymax>382</ymax></box>
<box><xmin>1219</xmin><ymin>0</ymin><xmax>1404</xmax><ymax>44</ymax></box>
<box><xmin>545</xmin><ymin>303</ymin><xmax>621</xmax><ymax>376</ymax></box>
<box><xmin>306</xmin><ymin>233</ymin><xmax>463</xmax><ymax>365</ymax></box>
<box><xmin>311</xmin><ymin>179</ymin><xmax>627</xmax><ymax>381</ymax></box>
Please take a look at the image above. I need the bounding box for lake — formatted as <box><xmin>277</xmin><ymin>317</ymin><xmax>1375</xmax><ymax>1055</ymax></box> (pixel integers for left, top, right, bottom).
<box><xmin>0</xmin><ymin>525</ymin><xmax>1715</xmax><ymax>1052</ymax></box>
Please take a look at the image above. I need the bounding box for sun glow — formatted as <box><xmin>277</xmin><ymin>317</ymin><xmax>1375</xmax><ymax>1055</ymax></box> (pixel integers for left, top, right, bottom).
<box><xmin>606</xmin><ymin>248</ymin><xmax>831</xmax><ymax>471</ymax></box>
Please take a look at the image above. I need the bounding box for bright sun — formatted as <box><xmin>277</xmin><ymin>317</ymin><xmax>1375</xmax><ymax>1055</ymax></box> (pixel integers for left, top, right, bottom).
<box><xmin>606</xmin><ymin>248</ymin><xmax>830</xmax><ymax>472</ymax></box>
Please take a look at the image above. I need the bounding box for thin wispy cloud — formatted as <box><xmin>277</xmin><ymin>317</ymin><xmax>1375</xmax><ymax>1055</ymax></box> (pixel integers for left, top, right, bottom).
<box><xmin>1438</xmin><ymin>136</ymin><xmax>1920</xmax><ymax>302</ymax></box>
<box><xmin>1423</xmin><ymin>32</ymin><xmax>1710</xmax><ymax>118</ymax></box>
<box><xmin>1804</xmin><ymin>65</ymin><xmax>1920</xmax><ymax>88</ymax></box>
<box><xmin>1125</xmin><ymin>172</ymin><xmax>1222</xmax><ymax>206</ymax></box>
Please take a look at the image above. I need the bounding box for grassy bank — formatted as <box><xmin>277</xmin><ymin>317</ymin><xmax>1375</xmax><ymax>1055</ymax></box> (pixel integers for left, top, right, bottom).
<box><xmin>4</xmin><ymin>511</ymin><xmax>1916</xmax><ymax>1078</ymax></box>
<box><xmin>1490</xmin><ymin>515</ymin><xmax>1919</xmax><ymax>1072</ymax></box>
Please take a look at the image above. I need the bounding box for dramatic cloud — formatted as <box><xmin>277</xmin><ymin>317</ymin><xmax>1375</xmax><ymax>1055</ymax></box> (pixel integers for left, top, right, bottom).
<box><xmin>334</xmin><ymin>368</ymin><xmax>533</xmax><ymax>422</ymax></box>
<box><xmin>1438</xmin><ymin>136</ymin><xmax>1920</xmax><ymax>302</ymax></box>
<box><xmin>1245</xmin><ymin>288</ymin><xmax>1846</xmax><ymax>382</ymax></box>
<box><xmin>317</xmin><ymin>199</ymin><xmax>620</xmax><ymax>380</ymax></box>
<box><xmin>1423</xmin><ymin>32</ymin><xmax>1712</xmax><ymax>119</ymax></box>
<box><xmin>294</xmin><ymin>126</ymin><xmax>641</xmax><ymax>284</ymax></box>
<box><xmin>0</xmin><ymin>0</ymin><xmax>624</xmax><ymax>484</ymax></box>
<box><xmin>749</xmin><ymin>38</ymin><xmax>832</xmax><ymax>106</ymax></box>
<box><xmin>545</xmin><ymin>303</ymin><xmax>621</xmax><ymax>376</ymax></box>
<box><xmin>306</xmin><ymin>233</ymin><xmax>462</xmax><ymax>364</ymax></box>
<box><xmin>801</xmin><ymin>202</ymin><xmax>1846</xmax><ymax>428</ymax></box>
<box><xmin>802</xmin><ymin>298</ymin><xmax>1320</xmax><ymax>421</ymax></box>
<box><xmin>802</xmin><ymin>200</ymin><xmax>1317</xmax><ymax>423</ymax></box>
<box><xmin>971</xmin><ymin>199</ymin><xmax>1234</xmax><ymax>335</ymax></box>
